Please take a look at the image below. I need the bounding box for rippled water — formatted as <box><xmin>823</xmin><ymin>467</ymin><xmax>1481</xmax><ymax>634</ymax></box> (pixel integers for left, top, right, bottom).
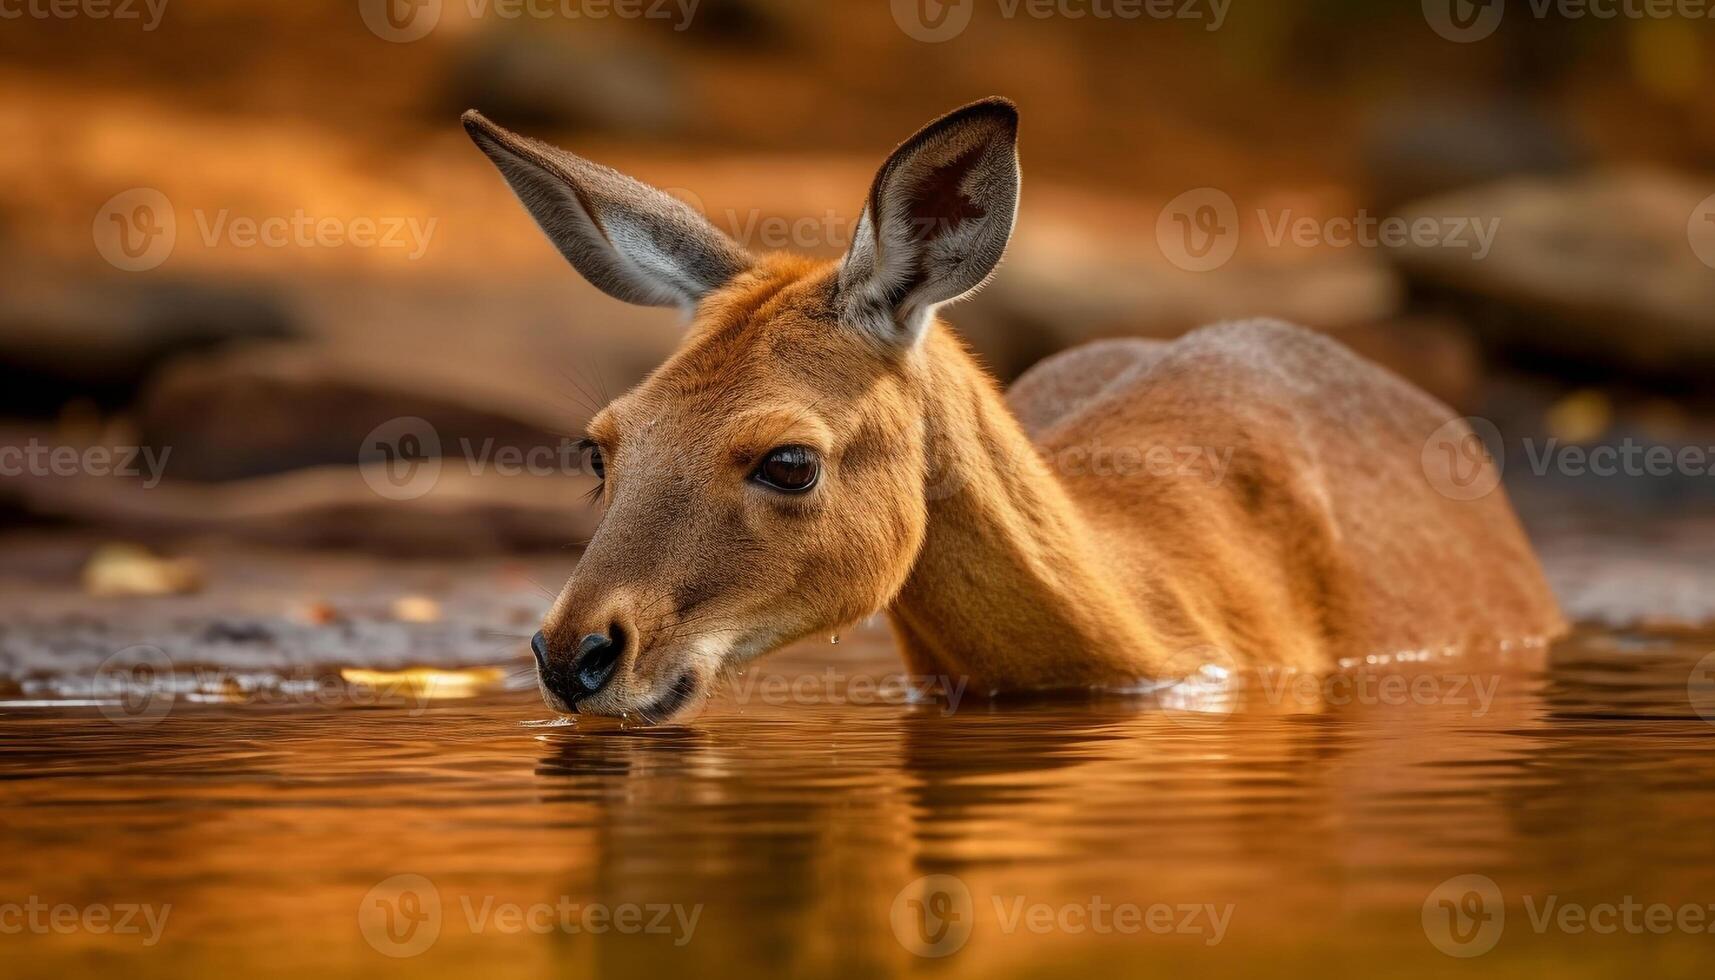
<box><xmin>3</xmin><ymin>627</ymin><xmax>1714</xmax><ymax>978</ymax></box>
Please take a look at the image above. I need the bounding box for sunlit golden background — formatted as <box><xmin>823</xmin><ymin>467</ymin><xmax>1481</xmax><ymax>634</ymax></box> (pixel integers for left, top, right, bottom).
<box><xmin>2</xmin><ymin>0</ymin><xmax>1712</xmax><ymax>557</ymax></box>
<box><xmin>3</xmin><ymin>6</ymin><xmax>1715</xmax><ymax>979</ymax></box>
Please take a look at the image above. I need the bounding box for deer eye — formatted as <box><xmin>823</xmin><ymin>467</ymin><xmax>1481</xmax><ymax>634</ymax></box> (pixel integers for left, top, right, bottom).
<box><xmin>752</xmin><ymin>446</ymin><xmax>820</xmax><ymax>493</ymax></box>
<box><xmin>584</xmin><ymin>443</ymin><xmax>605</xmax><ymax>481</ymax></box>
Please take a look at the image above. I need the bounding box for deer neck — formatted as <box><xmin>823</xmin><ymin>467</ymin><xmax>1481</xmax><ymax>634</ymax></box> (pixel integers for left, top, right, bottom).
<box><xmin>884</xmin><ymin>327</ymin><xmax>1175</xmax><ymax>689</ymax></box>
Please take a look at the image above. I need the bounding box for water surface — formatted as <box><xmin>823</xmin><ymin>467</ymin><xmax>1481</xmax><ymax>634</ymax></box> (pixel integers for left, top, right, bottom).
<box><xmin>3</xmin><ymin>627</ymin><xmax>1714</xmax><ymax>978</ymax></box>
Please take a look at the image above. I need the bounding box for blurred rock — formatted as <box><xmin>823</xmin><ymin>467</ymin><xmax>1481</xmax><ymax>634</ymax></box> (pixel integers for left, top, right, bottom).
<box><xmin>1391</xmin><ymin>170</ymin><xmax>1715</xmax><ymax>381</ymax></box>
<box><xmin>1363</xmin><ymin>102</ymin><xmax>1584</xmax><ymax>214</ymax></box>
<box><xmin>0</xmin><ymin>268</ymin><xmax>293</xmax><ymax>418</ymax></box>
<box><xmin>445</xmin><ymin>28</ymin><xmax>685</xmax><ymax>137</ymax></box>
<box><xmin>132</xmin><ymin>343</ymin><xmax>577</xmax><ymax>482</ymax></box>
<box><xmin>1</xmin><ymin>452</ymin><xmax>599</xmax><ymax>556</ymax></box>
<box><xmin>1328</xmin><ymin>316</ymin><xmax>1483</xmax><ymax>411</ymax></box>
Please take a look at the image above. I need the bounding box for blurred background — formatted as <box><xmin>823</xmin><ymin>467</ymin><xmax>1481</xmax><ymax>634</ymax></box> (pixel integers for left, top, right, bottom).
<box><xmin>4</xmin><ymin>8</ymin><xmax>1715</xmax><ymax>978</ymax></box>
<box><xmin>0</xmin><ymin>0</ymin><xmax>1712</xmax><ymax>651</ymax></box>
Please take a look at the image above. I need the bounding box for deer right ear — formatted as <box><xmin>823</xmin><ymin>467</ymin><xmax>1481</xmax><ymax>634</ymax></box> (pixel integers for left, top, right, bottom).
<box><xmin>839</xmin><ymin>98</ymin><xmax>1020</xmax><ymax>347</ymax></box>
<box><xmin>463</xmin><ymin>110</ymin><xmax>753</xmax><ymax>312</ymax></box>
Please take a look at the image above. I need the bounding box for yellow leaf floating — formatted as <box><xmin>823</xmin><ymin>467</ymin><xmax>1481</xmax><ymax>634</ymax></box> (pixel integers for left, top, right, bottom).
<box><xmin>339</xmin><ymin>666</ymin><xmax>508</xmax><ymax>701</ymax></box>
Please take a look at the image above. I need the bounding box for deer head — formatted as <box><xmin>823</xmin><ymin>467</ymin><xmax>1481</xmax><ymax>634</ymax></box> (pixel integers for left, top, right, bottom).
<box><xmin>465</xmin><ymin>98</ymin><xmax>1020</xmax><ymax>722</ymax></box>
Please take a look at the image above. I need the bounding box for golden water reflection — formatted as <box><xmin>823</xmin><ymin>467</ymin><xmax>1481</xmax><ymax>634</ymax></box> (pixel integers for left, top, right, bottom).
<box><xmin>3</xmin><ymin>628</ymin><xmax>1714</xmax><ymax>978</ymax></box>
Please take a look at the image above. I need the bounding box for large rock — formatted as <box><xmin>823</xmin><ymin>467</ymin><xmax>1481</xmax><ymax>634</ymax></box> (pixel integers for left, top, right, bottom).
<box><xmin>1391</xmin><ymin>170</ymin><xmax>1715</xmax><ymax>379</ymax></box>
<box><xmin>0</xmin><ymin>267</ymin><xmax>293</xmax><ymax>418</ymax></box>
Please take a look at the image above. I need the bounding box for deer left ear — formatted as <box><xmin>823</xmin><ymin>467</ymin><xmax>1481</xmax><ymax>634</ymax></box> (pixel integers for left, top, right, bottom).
<box><xmin>839</xmin><ymin>98</ymin><xmax>1021</xmax><ymax>346</ymax></box>
<box><xmin>463</xmin><ymin>110</ymin><xmax>752</xmax><ymax>312</ymax></box>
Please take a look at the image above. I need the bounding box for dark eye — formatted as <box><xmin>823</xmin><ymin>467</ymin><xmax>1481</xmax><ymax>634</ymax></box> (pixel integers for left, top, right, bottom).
<box><xmin>585</xmin><ymin>443</ymin><xmax>605</xmax><ymax>481</ymax></box>
<box><xmin>752</xmin><ymin>446</ymin><xmax>820</xmax><ymax>493</ymax></box>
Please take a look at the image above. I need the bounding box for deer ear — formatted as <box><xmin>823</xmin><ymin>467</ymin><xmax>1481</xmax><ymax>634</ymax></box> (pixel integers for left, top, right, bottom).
<box><xmin>463</xmin><ymin>110</ymin><xmax>752</xmax><ymax>311</ymax></box>
<box><xmin>839</xmin><ymin>98</ymin><xmax>1020</xmax><ymax>346</ymax></box>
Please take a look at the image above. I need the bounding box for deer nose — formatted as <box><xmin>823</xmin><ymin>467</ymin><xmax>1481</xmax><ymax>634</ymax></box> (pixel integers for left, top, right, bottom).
<box><xmin>571</xmin><ymin>631</ymin><xmax>623</xmax><ymax>693</ymax></box>
<box><xmin>530</xmin><ymin>631</ymin><xmax>550</xmax><ymax>670</ymax></box>
<box><xmin>533</xmin><ymin>626</ymin><xmax>626</xmax><ymax>708</ymax></box>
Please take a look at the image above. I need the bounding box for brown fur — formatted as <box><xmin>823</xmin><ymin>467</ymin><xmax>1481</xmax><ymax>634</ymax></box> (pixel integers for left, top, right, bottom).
<box><xmin>545</xmin><ymin>256</ymin><xmax>1563</xmax><ymax>715</ymax></box>
<box><xmin>467</xmin><ymin>101</ymin><xmax>1564</xmax><ymax>720</ymax></box>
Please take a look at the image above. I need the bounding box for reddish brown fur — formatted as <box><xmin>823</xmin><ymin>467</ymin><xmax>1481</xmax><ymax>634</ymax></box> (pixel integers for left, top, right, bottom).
<box><xmin>546</xmin><ymin>254</ymin><xmax>1565</xmax><ymax>718</ymax></box>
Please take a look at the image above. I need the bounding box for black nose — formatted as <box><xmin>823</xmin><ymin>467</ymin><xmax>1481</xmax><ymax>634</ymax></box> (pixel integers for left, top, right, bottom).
<box><xmin>571</xmin><ymin>631</ymin><xmax>622</xmax><ymax>694</ymax></box>
<box><xmin>530</xmin><ymin>631</ymin><xmax>550</xmax><ymax>670</ymax></box>
<box><xmin>533</xmin><ymin>628</ymin><xmax>624</xmax><ymax>705</ymax></box>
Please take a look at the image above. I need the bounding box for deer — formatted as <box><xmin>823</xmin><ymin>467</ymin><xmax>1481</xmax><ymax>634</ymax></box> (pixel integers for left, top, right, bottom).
<box><xmin>462</xmin><ymin>97</ymin><xmax>1566</xmax><ymax>723</ymax></box>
